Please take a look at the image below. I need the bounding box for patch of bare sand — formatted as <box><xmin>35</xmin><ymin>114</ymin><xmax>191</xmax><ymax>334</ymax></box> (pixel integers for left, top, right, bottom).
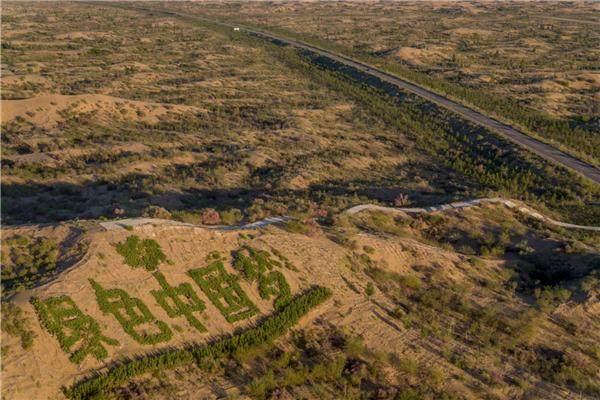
<box><xmin>1</xmin><ymin>94</ymin><xmax>203</xmax><ymax>129</ymax></box>
<box><xmin>393</xmin><ymin>46</ymin><xmax>447</xmax><ymax>65</ymax></box>
<box><xmin>55</xmin><ymin>31</ymin><xmax>115</xmax><ymax>41</ymax></box>
<box><xmin>448</xmin><ymin>27</ymin><xmax>494</xmax><ymax>37</ymax></box>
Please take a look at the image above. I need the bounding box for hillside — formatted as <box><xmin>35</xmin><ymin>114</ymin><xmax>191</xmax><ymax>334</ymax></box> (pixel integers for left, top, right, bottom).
<box><xmin>2</xmin><ymin>202</ymin><xmax>599</xmax><ymax>399</ymax></box>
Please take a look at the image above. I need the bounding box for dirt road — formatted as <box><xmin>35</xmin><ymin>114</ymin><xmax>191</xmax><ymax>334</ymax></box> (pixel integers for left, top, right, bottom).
<box><xmin>100</xmin><ymin>198</ymin><xmax>600</xmax><ymax>232</ymax></box>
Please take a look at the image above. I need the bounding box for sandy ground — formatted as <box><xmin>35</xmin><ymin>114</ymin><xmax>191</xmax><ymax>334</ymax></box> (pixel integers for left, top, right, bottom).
<box><xmin>1</xmin><ymin>218</ymin><xmax>472</xmax><ymax>400</ymax></box>
<box><xmin>0</xmin><ymin>94</ymin><xmax>203</xmax><ymax>129</ymax></box>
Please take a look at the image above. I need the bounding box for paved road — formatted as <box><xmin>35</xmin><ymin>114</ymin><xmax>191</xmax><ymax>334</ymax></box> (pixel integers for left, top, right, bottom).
<box><xmin>100</xmin><ymin>198</ymin><xmax>599</xmax><ymax>232</ymax></box>
<box><xmin>231</xmin><ymin>27</ymin><xmax>600</xmax><ymax>185</ymax></box>
<box><xmin>92</xmin><ymin>3</ymin><xmax>600</xmax><ymax>184</ymax></box>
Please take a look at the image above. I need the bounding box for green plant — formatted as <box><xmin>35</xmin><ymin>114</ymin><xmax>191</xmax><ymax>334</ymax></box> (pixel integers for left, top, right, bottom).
<box><xmin>31</xmin><ymin>295</ymin><xmax>118</xmax><ymax>363</ymax></box>
<box><xmin>151</xmin><ymin>272</ymin><xmax>207</xmax><ymax>332</ymax></box>
<box><xmin>188</xmin><ymin>255</ymin><xmax>258</xmax><ymax>323</ymax></box>
<box><xmin>1</xmin><ymin>303</ymin><xmax>36</xmax><ymax>350</ymax></box>
<box><xmin>1</xmin><ymin>234</ymin><xmax>58</xmax><ymax>293</ymax></box>
<box><xmin>115</xmin><ymin>235</ymin><xmax>167</xmax><ymax>271</ymax></box>
<box><xmin>90</xmin><ymin>279</ymin><xmax>173</xmax><ymax>344</ymax></box>
<box><xmin>233</xmin><ymin>246</ymin><xmax>292</xmax><ymax>308</ymax></box>
<box><xmin>258</xmin><ymin>270</ymin><xmax>291</xmax><ymax>309</ymax></box>
<box><xmin>65</xmin><ymin>286</ymin><xmax>332</xmax><ymax>400</ymax></box>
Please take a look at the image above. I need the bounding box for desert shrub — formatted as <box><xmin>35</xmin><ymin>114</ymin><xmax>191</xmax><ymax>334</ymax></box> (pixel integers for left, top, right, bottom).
<box><xmin>141</xmin><ymin>205</ymin><xmax>172</xmax><ymax>219</ymax></box>
<box><xmin>115</xmin><ymin>235</ymin><xmax>166</xmax><ymax>271</ymax></box>
<box><xmin>220</xmin><ymin>208</ymin><xmax>243</xmax><ymax>225</ymax></box>
<box><xmin>65</xmin><ymin>286</ymin><xmax>332</xmax><ymax>400</ymax></box>
<box><xmin>534</xmin><ymin>286</ymin><xmax>571</xmax><ymax>312</ymax></box>
<box><xmin>1</xmin><ymin>234</ymin><xmax>58</xmax><ymax>286</ymax></box>
<box><xmin>530</xmin><ymin>347</ymin><xmax>600</xmax><ymax>396</ymax></box>
<box><xmin>284</xmin><ymin>219</ymin><xmax>313</xmax><ymax>235</ymax></box>
<box><xmin>31</xmin><ymin>295</ymin><xmax>118</xmax><ymax>363</ymax></box>
<box><xmin>201</xmin><ymin>208</ymin><xmax>221</xmax><ymax>225</ymax></box>
<box><xmin>1</xmin><ymin>303</ymin><xmax>35</xmax><ymax>350</ymax></box>
<box><xmin>365</xmin><ymin>282</ymin><xmax>375</xmax><ymax>296</ymax></box>
<box><xmin>90</xmin><ymin>279</ymin><xmax>173</xmax><ymax>344</ymax></box>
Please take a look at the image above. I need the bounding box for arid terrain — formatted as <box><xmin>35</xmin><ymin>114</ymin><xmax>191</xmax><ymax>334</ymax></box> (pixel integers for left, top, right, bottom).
<box><xmin>1</xmin><ymin>2</ymin><xmax>599</xmax><ymax>400</ymax></box>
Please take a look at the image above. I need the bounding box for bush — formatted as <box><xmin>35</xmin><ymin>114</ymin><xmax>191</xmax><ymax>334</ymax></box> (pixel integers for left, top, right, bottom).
<box><xmin>1</xmin><ymin>234</ymin><xmax>58</xmax><ymax>288</ymax></box>
<box><xmin>115</xmin><ymin>235</ymin><xmax>167</xmax><ymax>271</ymax></box>
<box><xmin>1</xmin><ymin>303</ymin><xmax>35</xmax><ymax>350</ymax></box>
<box><xmin>220</xmin><ymin>208</ymin><xmax>243</xmax><ymax>225</ymax></box>
<box><xmin>201</xmin><ymin>208</ymin><xmax>221</xmax><ymax>225</ymax></box>
<box><xmin>534</xmin><ymin>286</ymin><xmax>571</xmax><ymax>312</ymax></box>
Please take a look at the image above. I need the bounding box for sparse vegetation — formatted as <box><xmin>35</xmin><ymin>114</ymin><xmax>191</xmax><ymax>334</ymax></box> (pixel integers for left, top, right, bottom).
<box><xmin>1</xmin><ymin>303</ymin><xmax>35</xmax><ymax>350</ymax></box>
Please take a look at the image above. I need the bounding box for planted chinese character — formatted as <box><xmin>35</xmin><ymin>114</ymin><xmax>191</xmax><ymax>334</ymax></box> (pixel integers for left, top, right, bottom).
<box><xmin>188</xmin><ymin>253</ymin><xmax>258</xmax><ymax>323</ymax></box>
<box><xmin>90</xmin><ymin>279</ymin><xmax>172</xmax><ymax>345</ymax></box>
<box><xmin>31</xmin><ymin>295</ymin><xmax>118</xmax><ymax>363</ymax></box>
<box><xmin>151</xmin><ymin>272</ymin><xmax>207</xmax><ymax>332</ymax></box>
<box><xmin>233</xmin><ymin>246</ymin><xmax>292</xmax><ymax>309</ymax></box>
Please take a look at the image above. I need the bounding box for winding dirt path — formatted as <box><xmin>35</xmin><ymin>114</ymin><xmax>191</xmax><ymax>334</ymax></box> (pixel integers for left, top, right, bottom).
<box><xmin>100</xmin><ymin>198</ymin><xmax>600</xmax><ymax>232</ymax></box>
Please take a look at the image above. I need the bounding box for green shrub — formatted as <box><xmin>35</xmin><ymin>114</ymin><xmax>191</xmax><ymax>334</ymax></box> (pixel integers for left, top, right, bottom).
<box><xmin>2</xmin><ymin>234</ymin><xmax>59</xmax><ymax>293</ymax></box>
<box><xmin>1</xmin><ymin>303</ymin><xmax>36</xmax><ymax>350</ymax></box>
<box><xmin>220</xmin><ymin>208</ymin><xmax>243</xmax><ymax>225</ymax></box>
<box><xmin>115</xmin><ymin>235</ymin><xmax>166</xmax><ymax>271</ymax></box>
<box><xmin>151</xmin><ymin>272</ymin><xmax>207</xmax><ymax>332</ymax></box>
<box><xmin>534</xmin><ymin>286</ymin><xmax>571</xmax><ymax>312</ymax></box>
<box><xmin>233</xmin><ymin>246</ymin><xmax>292</xmax><ymax>308</ymax></box>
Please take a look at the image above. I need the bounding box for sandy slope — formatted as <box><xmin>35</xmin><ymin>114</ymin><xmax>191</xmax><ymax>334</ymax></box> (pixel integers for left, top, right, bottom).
<box><xmin>0</xmin><ymin>94</ymin><xmax>202</xmax><ymax>129</ymax></box>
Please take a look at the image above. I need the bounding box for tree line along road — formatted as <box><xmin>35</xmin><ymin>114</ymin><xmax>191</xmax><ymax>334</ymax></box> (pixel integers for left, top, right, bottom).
<box><xmin>104</xmin><ymin>3</ymin><xmax>600</xmax><ymax>185</ymax></box>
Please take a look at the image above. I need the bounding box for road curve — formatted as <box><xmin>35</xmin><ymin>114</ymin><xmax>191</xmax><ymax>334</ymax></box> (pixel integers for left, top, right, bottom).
<box><xmin>100</xmin><ymin>198</ymin><xmax>600</xmax><ymax>232</ymax></box>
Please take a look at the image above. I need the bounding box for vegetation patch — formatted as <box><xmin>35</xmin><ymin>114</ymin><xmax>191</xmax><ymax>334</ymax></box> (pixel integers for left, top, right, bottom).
<box><xmin>1</xmin><ymin>234</ymin><xmax>58</xmax><ymax>294</ymax></box>
<box><xmin>31</xmin><ymin>295</ymin><xmax>118</xmax><ymax>363</ymax></box>
<box><xmin>90</xmin><ymin>279</ymin><xmax>173</xmax><ymax>345</ymax></box>
<box><xmin>151</xmin><ymin>271</ymin><xmax>207</xmax><ymax>332</ymax></box>
<box><xmin>1</xmin><ymin>303</ymin><xmax>36</xmax><ymax>350</ymax></box>
<box><xmin>115</xmin><ymin>235</ymin><xmax>167</xmax><ymax>271</ymax></box>
<box><xmin>234</xmin><ymin>246</ymin><xmax>292</xmax><ymax>308</ymax></box>
<box><xmin>188</xmin><ymin>252</ymin><xmax>258</xmax><ymax>323</ymax></box>
<box><xmin>64</xmin><ymin>285</ymin><xmax>332</xmax><ymax>400</ymax></box>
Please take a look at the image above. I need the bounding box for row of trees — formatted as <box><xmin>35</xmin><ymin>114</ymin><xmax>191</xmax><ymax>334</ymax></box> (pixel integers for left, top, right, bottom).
<box><xmin>65</xmin><ymin>285</ymin><xmax>332</xmax><ymax>400</ymax></box>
